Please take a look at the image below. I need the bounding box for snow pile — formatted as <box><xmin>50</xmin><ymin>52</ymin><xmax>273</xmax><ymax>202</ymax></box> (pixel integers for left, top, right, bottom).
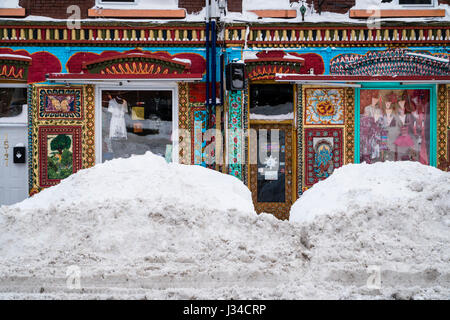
<box><xmin>13</xmin><ymin>152</ymin><xmax>253</xmax><ymax>213</ymax></box>
<box><xmin>290</xmin><ymin>161</ymin><xmax>449</xmax><ymax>223</ymax></box>
<box><xmin>290</xmin><ymin>161</ymin><xmax>450</xmax><ymax>299</ymax></box>
<box><xmin>0</xmin><ymin>152</ymin><xmax>257</xmax><ymax>264</ymax></box>
<box><xmin>0</xmin><ymin>158</ymin><xmax>449</xmax><ymax>299</ymax></box>
<box><xmin>0</xmin><ymin>152</ymin><xmax>311</xmax><ymax>298</ymax></box>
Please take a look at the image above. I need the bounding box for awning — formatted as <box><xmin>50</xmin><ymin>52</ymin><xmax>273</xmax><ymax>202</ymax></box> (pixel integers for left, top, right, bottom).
<box><xmin>275</xmin><ymin>74</ymin><xmax>450</xmax><ymax>85</ymax></box>
<box><xmin>46</xmin><ymin>73</ymin><xmax>203</xmax><ymax>84</ymax></box>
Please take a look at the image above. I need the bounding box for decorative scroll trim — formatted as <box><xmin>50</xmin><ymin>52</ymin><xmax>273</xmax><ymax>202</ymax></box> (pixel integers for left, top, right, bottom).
<box><xmin>344</xmin><ymin>87</ymin><xmax>355</xmax><ymax>165</ymax></box>
<box><xmin>296</xmin><ymin>84</ymin><xmax>303</xmax><ymax>196</ymax></box>
<box><xmin>227</xmin><ymin>90</ymin><xmax>244</xmax><ymax>181</ymax></box>
<box><xmin>437</xmin><ymin>84</ymin><xmax>448</xmax><ymax>171</ymax></box>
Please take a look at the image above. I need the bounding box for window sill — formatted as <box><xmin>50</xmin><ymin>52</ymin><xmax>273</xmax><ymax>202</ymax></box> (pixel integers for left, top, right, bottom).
<box><xmin>248</xmin><ymin>10</ymin><xmax>297</xmax><ymax>19</ymax></box>
<box><xmin>88</xmin><ymin>8</ymin><xmax>186</xmax><ymax>19</ymax></box>
<box><xmin>349</xmin><ymin>9</ymin><xmax>445</xmax><ymax>18</ymax></box>
<box><xmin>0</xmin><ymin>8</ymin><xmax>26</xmax><ymax>17</ymax></box>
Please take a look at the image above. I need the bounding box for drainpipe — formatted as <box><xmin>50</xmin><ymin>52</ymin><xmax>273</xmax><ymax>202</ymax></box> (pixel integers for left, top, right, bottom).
<box><xmin>210</xmin><ymin>19</ymin><xmax>217</xmax><ymax>128</ymax></box>
<box><xmin>220</xmin><ymin>52</ymin><xmax>224</xmax><ymax>106</ymax></box>
<box><xmin>205</xmin><ymin>0</ymin><xmax>211</xmax><ymax>128</ymax></box>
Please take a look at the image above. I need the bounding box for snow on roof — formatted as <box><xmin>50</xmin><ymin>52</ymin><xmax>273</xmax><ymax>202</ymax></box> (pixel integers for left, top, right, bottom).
<box><xmin>243</xmin><ymin>0</ymin><xmax>292</xmax><ymax>10</ymax></box>
<box><xmin>250</xmin><ymin>112</ymin><xmax>294</xmax><ymax>120</ymax></box>
<box><xmin>243</xmin><ymin>50</ymin><xmax>304</xmax><ymax>62</ymax></box>
<box><xmin>243</xmin><ymin>51</ymin><xmax>258</xmax><ymax>60</ymax></box>
<box><xmin>172</xmin><ymin>57</ymin><xmax>192</xmax><ymax>65</ymax></box>
<box><xmin>93</xmin><ymin>0</ymin><xmax>179</xmax><ymax>10</ymax></box>
<box><xmin>284</xmin><ymin>53</ymin><xmax>305</xmax><ymax>62</ymax></box>
<box><xmin>406</xmin><ymin>52</ymin><xmax>450</xmax><ymax>64</ymax></box>
<box><xmin>0</xmin><ymin>53</ymin><xmax>32</xmax><ymax>60</ymax></box>
<box><xmin>0</xmin><ymin>0</ymin><xmax>20</xmax><ymax>9</ymax></box>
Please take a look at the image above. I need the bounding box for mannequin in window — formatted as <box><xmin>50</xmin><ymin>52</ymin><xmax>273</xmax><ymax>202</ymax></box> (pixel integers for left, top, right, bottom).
<box><xmin>108</xmin><ymin>95</ymin><xmax>128</xmax><ymax>140</ymax></box>
<box><xmin>394</xmin><ymin>92</ymin><xmax>415</xmax><ymax>160</ymax></box>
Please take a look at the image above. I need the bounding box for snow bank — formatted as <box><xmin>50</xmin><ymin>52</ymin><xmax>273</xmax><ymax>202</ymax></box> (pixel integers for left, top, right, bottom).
<box><xmin>289</xmin><ymin>162</ymin><xmax>450</xmax><ymax>299</ymax></box>
<box><xmin>12</xmin><ymin>151</ymin><xmax>253</xmax><ymax>213</ymax></box>
<box><xmin>290</xmin><ymin>161</ymin><xmax>449</xmax><ymax>223</ymax></box>
<box><xmin>0</xmin><ymin>152</ymin><xmax>258</xmax><ymax>264</ymax></box>
<box><xmin>0</xmin><ymin>158</ymin><xmax>449</xmax><ymax>299</ymax></box>
<box><xmin>0</xmin><ymin>152</ymin><xmax>310</xmax><ymax>298</ymax></box>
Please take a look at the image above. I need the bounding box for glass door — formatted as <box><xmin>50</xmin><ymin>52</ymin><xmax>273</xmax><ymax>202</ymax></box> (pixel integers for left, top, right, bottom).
<box><xmin>248</xmin><ymin>83</ymin><xmax>295</xmax><ymax>220</ymax></box>
<box><xmin>250</xmin><ymin>123</ymin><xmax>293</xmax><ymax>220</ymax></box>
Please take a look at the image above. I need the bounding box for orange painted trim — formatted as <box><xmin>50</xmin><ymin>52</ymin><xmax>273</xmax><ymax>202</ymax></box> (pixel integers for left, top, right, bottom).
<box><xmin>0</xmin><ymin>8</ymin><xmax>25</xmax><ymax>17</ymax></box>
<box><xmin>88</xmin><ymin>8</ymin><xmax>186</xmax><ymax>18</ymax></box>
<box><xmin>249</xmin><ymin>10</ymin><xmax>297</xmax><ymax>18</ymax></box>
<box><xmin>349</xmin><ymin>9</ymin><xmax>446</xmax><ymax>18</ymax></box>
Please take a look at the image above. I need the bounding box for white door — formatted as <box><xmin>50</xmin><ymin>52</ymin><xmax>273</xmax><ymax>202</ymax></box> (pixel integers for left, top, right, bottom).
<box><xmin>0</xmin><ymin>97</ymin><xmax>29</xmax><ymax>206</ymax></box>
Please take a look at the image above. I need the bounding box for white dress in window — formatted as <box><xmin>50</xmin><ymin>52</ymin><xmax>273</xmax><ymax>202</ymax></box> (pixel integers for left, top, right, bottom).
<box><xmin>108</xmin><ymin>98</ymin><xmax>127</xmax><ymax>140</ymax></box>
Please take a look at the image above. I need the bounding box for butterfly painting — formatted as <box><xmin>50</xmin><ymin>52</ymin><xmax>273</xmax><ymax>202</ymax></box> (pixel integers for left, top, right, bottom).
<box><xmin>45</xmin><ymin>95</ymin><xmax>75</xmax><ymax>113</ymax></box>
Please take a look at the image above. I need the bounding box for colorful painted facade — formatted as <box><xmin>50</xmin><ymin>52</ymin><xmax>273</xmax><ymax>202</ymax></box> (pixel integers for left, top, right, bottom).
<box><xmin>0</xmin><ymin>0</ymin><xmax>449</xmax><ymax>219</ymax></box>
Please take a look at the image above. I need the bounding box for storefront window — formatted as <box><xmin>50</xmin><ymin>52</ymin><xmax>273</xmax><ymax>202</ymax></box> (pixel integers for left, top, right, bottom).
<box><xmin>0</xmin><ymin>88</ymin><xmax>27</xmax><ymax>119</ymax></box>
<box><xmin>250</xmin><ymin>84</ymin><xmax>293</xmax><ymax>120</ymax></box>
<box><xmin>101</xmin><ymin>90</ymin><xmax>173</xmax><ymax>162</ymax></box>
<box><xmin>359</xmin><ymin>89</ymin><xmax>430</xmax><ymax>165</ymax></box>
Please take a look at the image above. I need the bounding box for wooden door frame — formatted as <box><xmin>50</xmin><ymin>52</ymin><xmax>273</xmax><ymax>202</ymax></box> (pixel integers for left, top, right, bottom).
<box><xmin>247</xmin><ymin>82</ymin><xmax>298</xmax><ymax>219</ymax></box>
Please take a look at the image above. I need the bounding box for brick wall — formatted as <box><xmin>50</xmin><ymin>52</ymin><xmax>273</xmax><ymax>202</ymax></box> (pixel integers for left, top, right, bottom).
<box><xmin>18</xmin><ymin>0</ymin><xmax>208</xmax><ymax>17</ymax></box>
<box><xmin>179</xmin><ymin>0</ymin><xmax>242</xmax><ymax>14</ymax></box>
<box><xmin>14</xmin><ymin>0</ymin><xmax>450</xmax><ymax>19</ymax></box>
<box><xmin>179</xmin><ymin>0</ymin><xmax>205</xmax><ymax>14</ymax></box>
<box><xmin>227</xmin><ymin>0</ymin><xmax>242</xmax><ymax>12</ymax></box>
<box><xmin>19</xmin><ymin>0</ymin><xmax>95</xmax><ymax>19</ymax></box>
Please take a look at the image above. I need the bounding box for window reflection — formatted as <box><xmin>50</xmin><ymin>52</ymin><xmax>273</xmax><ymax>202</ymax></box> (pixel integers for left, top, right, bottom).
<box><xmin>360</xmin><ymin>89</ymin><xmax>430</xmax><ymax>164</ymax></box>
<box><xmin>101</xmin><ymin>90</ymin><xmax>173</xmax><ymax>162</ymax></box>
<box><xmin>250</xmin><ymin>84</ymin><xmax>294</xmax><ymax>120</ymax></box>
<box><xmin>0</xmin><ymin>88</ymin><xmax>27</xmax><ymax>118</ymax></box>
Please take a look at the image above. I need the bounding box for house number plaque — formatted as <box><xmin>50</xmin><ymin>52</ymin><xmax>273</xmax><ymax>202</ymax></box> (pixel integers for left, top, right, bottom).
<box><xmin>3</xmin><ymin>134</ymin><xmax>8</xmax><ymax>167</ymax></box>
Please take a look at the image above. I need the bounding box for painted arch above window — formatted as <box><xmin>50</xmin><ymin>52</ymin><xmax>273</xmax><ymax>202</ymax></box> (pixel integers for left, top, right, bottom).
<box><xmin>330</xmin><ymin>48</ymin><xmax>450</xmax><ymax>76</ymax></box>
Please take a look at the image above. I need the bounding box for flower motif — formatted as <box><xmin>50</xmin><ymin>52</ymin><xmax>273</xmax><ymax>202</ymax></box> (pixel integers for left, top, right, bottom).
<box><xmin>316</xmin><ymin>100</ymin><xmax>335</xmax><ymax>117</ymax></box>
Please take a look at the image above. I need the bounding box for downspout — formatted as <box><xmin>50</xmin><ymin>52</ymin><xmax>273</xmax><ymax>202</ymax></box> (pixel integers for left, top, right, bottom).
<box><xmin>220</xmin><ymin>52</ymin><xmax>224</xmax><ymax>106</ymax></box>
<box><xmin>211</xmin><ymin>19</ymin><xmax>217</xmax><ymax>128</ymax></box>
<box><xmin>205</xmin><ymin>0</ymin><xmax>210</xmax><ymax>127</ymax></box>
